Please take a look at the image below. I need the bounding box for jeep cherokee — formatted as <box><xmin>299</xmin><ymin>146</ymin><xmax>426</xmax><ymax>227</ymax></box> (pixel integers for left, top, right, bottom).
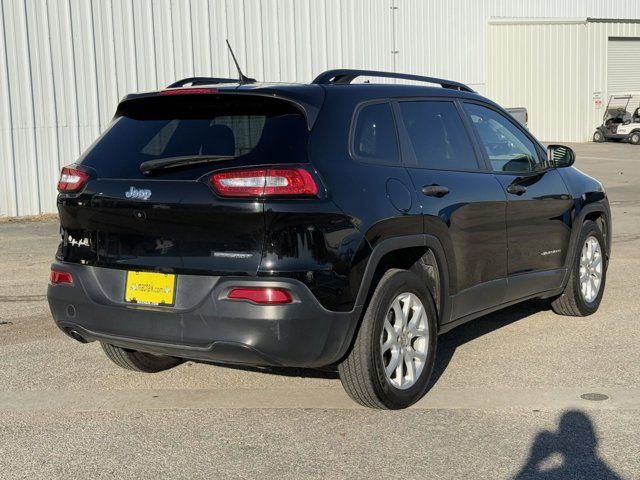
<box><xmin>47</xmin><ymin>69</ymin><xmax>611</xmax><ymax>409</ymax></box>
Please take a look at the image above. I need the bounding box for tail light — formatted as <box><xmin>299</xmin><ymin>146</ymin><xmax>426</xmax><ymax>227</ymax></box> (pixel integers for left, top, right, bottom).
<box><xmin>58</xmin><ymin>166</ymin><xmax>89</xmax><ymax>193</ymax></box>
<box><xmin>227</xmin><ymin>287</ymin><xmax>292</xmax><ymax>304</ymax></box>
<box><xmin>210</xmin><ymin>168</ymin><xmax>318</xmax><ymax>197</ymax></box>
<box><xmin>50</xmin><ymin>270</ymin><xmax>74</xmax><ymax>285</ymax></box>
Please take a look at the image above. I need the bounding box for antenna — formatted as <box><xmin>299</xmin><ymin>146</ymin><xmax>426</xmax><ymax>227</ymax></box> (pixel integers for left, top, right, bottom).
<box><xmin>225</xmin><ymin>40</ymin><xmax>256</xmax><ymax>84</ymax></box>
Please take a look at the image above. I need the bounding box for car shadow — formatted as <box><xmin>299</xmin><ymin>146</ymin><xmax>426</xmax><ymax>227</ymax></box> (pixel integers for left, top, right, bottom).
<box><xmin>193</xmin><ymin>359</ymin><xmax>340</xmax><ymax>379</ymax></box>
<box><xmin>197</xmin><ymin>299</ymin><xmax>551</xmax><ymax>383</ymax></box>
<box><xmin>513</xmin><ymin>410</ymin><xmax>622</xmax><ymax>479</ymax></box>
<box><xmin>427</xmin><ymin>298</ymin><xmax>551</xmax><ymax>390</ymax></box>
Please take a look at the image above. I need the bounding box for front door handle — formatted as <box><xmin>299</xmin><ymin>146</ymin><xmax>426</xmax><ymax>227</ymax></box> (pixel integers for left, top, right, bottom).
<box><xmin>507</xmin><ymin>184</ymin><xmax>527</xmax><ymax>195</ymax></box>
<box><xmin>422</xmin><ymin>184</ymin><xmax>450</xmax><ymax>198</ymax></box>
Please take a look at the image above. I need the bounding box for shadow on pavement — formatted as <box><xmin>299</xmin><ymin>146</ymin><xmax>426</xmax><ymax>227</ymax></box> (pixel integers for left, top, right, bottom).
<box><xmin>428</xmin><ymin>298</ymin><xmax>550</xmax><ymax>390</ymax></box>
<box><xmin>194</xmin><ymin>360</ymin><xmax>340</xmax><ymax>379</ymax></box>
<box><xmin>198</xmin><ymin>299</ymin><xmax>551</xmax><ymax>382</ymax></box>
<box><xmin>514</xmin><ymin>410</ymin><xmax>622</xmax><ymax>480</ymax></box>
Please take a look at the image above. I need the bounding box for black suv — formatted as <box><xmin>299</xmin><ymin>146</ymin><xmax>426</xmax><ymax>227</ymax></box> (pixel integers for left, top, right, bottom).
<box><xmin>47</xmin><ymin>70</ymin><xmax>611</xmax><ymax>409</ymax></box>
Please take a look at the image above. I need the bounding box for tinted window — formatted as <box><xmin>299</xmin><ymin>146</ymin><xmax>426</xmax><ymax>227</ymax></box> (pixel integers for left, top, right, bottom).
<box><xmin>79</xmin><ymin>95</ymin><xmax>309</xmax><ymax>179</ymax></box>
<box><xmin>352</xmin><ymin>102</ymin><xmax>399</xmax><ymax>163</ymax></box>
<box><xmin>464</xmin><ymin>103</ymin><xmax>542</xmax><ymax>173</ymax></box>
<box><xmin>399</xmin><ymin>101</ymin><xmax>478</xmax><ymax>170</ymax></box>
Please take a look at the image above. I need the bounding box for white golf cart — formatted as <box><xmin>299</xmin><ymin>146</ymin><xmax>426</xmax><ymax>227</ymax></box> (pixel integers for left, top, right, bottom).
<box><xmin>593</xmin><ymin>93</ymin><xmax>640</xmax><ymax>145</ymax></box>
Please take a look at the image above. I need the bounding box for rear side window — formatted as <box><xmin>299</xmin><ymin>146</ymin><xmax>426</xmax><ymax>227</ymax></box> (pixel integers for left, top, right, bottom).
<box><xmin>351</xmin><ymin>102</ymin><xmax>399</xmax><ymax>164</ymax></box>
<box><xmin>399</xmin><ymin>101</ymin><xmax>478</xmax><ymax>171</ymax></box>
<box><xmin>79</xmin><ymin>95</ymin><xmax>309</xmax><ymax>179</ymax></box>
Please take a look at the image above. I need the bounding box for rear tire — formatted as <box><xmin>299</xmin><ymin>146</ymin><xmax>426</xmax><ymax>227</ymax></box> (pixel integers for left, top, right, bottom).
<box><xmin>551</xmin><ymin>221</ymin><xmax>606</xmax><ymax>316</ymax></box>
<box><xmin>592</xmin><ymin>130</ymin><xmax>605</xmax><ymax>143</ymax></box>
<box><xmin>630</xmin><ymin>131</ymin><xmax>640</xmax><ymax>145</ymax></box>
<box><xmin>101</xmin><ymin>342</ymin><xmax>184</xmax><ymax>373</ymax></box>
<box><xmin>338</xmin><ymin>269</ymin><xmax>438</xmax><ymax>409</ymax></box>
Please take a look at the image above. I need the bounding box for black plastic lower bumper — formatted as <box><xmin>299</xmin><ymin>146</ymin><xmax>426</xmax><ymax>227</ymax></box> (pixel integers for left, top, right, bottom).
<box><xmin>47</xmin><ymin>262</ymin><xmax>361</xmax><ymax>368</ymax></box>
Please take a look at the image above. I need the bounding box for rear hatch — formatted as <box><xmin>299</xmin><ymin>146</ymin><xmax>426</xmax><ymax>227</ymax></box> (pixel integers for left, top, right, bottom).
<box><xmin>57</xmin><ymin>92</ymin><xmax>311</xmax><ymax>276</ymax></box>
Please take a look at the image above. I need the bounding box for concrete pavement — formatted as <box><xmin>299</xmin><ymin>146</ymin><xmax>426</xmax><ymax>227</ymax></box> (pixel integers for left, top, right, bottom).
<box><xmin>0</xmin><ymin>142</ymin><xmax>638</xmax><ymax>479</ymax></box>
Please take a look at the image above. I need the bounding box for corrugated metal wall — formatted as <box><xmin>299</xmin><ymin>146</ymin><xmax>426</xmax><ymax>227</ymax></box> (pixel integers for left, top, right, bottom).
<box><xmin>2</xmin><ymin>0</ymin><xmax>640</xmax><ymax>217</ymax></box>
<box><xmin>487</xmin><ymin>19</ymin><xmax>640</xmax><ymax>142</ymax></box>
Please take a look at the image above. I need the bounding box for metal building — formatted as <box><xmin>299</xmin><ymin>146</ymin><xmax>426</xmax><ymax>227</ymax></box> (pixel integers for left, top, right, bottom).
<box><xmin>487</xmin><ymin>17</ymin><xmax>640</xmax><ymax>142</ymax></box>
<box><xmin>2</xmin><ymin>1</ymin><xmax>640</xmax><ymax>217</ymax></box>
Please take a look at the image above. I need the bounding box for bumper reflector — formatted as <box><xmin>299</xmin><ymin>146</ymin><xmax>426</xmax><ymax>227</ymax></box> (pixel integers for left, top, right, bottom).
<box><xmin>227</xmin><ymin>287</ymin><xmax>292</xmax><ymax>304</ymax></box>
<box><xmin>50</xmin><ymin>270</ymin><xmax>74</xmax><ymax>285</ymax></box>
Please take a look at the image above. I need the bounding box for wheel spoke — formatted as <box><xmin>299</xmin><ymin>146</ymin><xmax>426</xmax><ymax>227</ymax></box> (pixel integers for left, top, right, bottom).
<box><xmin>409</xmin><ymin>328</ymin><xmax>428</xmax><ymax>338</ymax></box>
<box><xmin>405</xmin><ymin>353</ymin><xmax>415</xmax><ymax>384</ymax></box>
<box><xmin>394</xmin><ymin>355</ymin><xmax>404</xmax><ymax>386</ymax></box>
<box><xmin>407</xmin><ymin>305</ymin><xmax>423</xmax><ymax>331</ymax></box>
<box><xmin>385</xmin><ymin>351</ymin><xmax>401</xmax><ymax>377</ymax></box>
<box><xmin>409</xmin><ymin>348</ymin><xmax>427</xmax><ymax>362</ymax></box>
<box><xmin>593</xmin><ymin>276</ymin><xmax>601</xmax><ymax>291</ymax></box>
<box><xmin>401</xmin><ymin>295</ymin><xmax>411</xmax><ymax>328</ymax></box>
<box><xmin>381</xmin><ymin>316</ymin><xmax>397</xmax><ymax>353</ymax></box>
<box><xmin>381</xmin><ymin>337</ymin><xmax>395</xmax><ymax>353</ymax></box>
<box><xmin>391</xmin><ymin>299</ymin><xmax>404</xmax><ymax>331</ymax></box>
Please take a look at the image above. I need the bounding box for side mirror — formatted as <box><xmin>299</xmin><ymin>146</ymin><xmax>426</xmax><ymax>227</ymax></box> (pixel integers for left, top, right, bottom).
<box><xmin>547</xmin><ymin>144</ymin><xmax>575</xmax><ymax>168</ymax></box>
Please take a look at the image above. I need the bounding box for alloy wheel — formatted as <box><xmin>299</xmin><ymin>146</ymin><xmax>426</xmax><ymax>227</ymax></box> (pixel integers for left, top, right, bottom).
<box><xmin>380</xmin><ymin>292</ymin><xmax>430</xmax><ymax>390</ymax></box>
<box><xmin>580</xmin><ymin>236</ymin><xmax>603</xmax><ymax>303</ymax></box>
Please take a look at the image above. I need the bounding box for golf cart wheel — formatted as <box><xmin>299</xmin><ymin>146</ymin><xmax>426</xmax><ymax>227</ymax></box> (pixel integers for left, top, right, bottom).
<box><xmin>592</xmin><ymin>130</ymin><xmax>605</xmax><ymax>143</ymax></box>
<box><xmin>630</xmin><ymin>131</ymin><xmax>640</xmax><ymax>145</ymax></box>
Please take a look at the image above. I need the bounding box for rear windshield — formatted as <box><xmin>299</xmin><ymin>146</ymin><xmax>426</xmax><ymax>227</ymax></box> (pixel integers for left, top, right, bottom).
<box><xmin>79</xmin><ymin>95</ymin><xmax>309</xmax><ymax>179</ymax></box>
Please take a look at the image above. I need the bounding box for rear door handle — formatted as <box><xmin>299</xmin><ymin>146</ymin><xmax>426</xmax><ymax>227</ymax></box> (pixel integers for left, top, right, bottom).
<box><xmin>506</xmin><ymin>184</ymin><xmax>527</xmax><ymax>195</ymax></box>
<box><xmin>421</xmin><ymin>185</ymin><xmax>449</xmax><ymax>197</ymax></box>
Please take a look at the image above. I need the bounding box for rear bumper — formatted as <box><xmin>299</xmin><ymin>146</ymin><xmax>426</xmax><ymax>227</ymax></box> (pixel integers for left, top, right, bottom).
<box><xmin>47</xmin><ymin>261</ymin><xmax>361</xmax><ymax>368</ymax></box>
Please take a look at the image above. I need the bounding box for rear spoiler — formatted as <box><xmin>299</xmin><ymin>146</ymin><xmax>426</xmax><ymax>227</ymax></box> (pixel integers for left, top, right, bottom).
<box><xmin>116</xmin><ymin>87</ymin><xmax>325</xmax><ymax>130</ymax></box>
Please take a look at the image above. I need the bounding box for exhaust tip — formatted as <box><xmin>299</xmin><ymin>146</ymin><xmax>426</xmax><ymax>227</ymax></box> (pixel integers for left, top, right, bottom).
<box><xmin>67</xmin><ymin>329</ymin><xmax>88</xmax><ymax>343</ymax></box>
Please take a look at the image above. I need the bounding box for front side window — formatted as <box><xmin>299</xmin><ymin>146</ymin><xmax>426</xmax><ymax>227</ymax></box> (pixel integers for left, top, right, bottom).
<box><xmin>399</xmin><ymin>101</ymin><xmax>478</xmax><ymax>171</ymax></box>
<box><xmin>352</xmin><ymin>102</ymin><xmax>399</xmax><ymax>164</ymax></box>
<box><xmin>464</xmin><ymin>103</ymin><xmax>542</xmax><ymax>173</ymax></box>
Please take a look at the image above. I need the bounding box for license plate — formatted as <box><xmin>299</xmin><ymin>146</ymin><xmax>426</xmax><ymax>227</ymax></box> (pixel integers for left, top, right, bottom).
<box><xmin>125</xmin><ymin>271</ymin><xmax>176</xmax><ymax>306</ymax></box>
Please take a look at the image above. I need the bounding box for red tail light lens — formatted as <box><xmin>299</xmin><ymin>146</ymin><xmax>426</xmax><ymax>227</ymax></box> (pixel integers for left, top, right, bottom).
<box><xmin>227</xmin><ymin>287</ymin><xmax>292</xmax><ymax>304</ymax></box>
<box><xmin>210</xmin><ymin>168</ymin><xmax>318</xmax><ymax>197</ymax></box>
<box><xmin>159</xmin><ymin>88</ymin><xmax>219</xmax><ymax>96</ymax></box>
<box><xmin>58</xmin><ymin>167</ymin><xmax>89</xmax><ymax>193</ymax></box>
<box><xmin>50</xmin><ymin>270</ymin><xmax>74</xmax><ymax>285</ymax></box>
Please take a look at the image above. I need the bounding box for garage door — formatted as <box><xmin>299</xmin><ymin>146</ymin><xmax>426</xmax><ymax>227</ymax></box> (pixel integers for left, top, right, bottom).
<box><xmin>607</xmin><ymin>37</ymin><xmax>640</xmax><ymax>93</ymax></box>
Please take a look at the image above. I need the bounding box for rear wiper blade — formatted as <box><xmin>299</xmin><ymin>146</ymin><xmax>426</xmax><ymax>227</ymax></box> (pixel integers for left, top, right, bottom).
<box><xmin>140</xmin><ymin>155</ymin><xmax>235</xmax><ymax>174</ymax></box>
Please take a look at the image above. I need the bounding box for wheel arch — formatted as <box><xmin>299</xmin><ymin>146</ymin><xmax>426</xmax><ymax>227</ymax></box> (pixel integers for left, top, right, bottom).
<box><xmin>563</xmin><ymin>202</ymin><xmax>611</xmax><ymax>278</ymax></box>
<box><xmin>353</xmin><ymin>235</ymin><xmax>452</xmax><ymax>328</ymax></box>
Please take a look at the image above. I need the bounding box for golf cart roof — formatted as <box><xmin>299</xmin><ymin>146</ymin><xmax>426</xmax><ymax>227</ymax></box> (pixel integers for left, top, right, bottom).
<box><xmin>609</xmin><ymin>92</ymin><xmax>640</xmax><ymax>98</ymax></box>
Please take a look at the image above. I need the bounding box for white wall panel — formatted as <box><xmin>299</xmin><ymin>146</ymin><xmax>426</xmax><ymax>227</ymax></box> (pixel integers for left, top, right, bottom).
<box><xmin>487</xmin><ymin>19</ymin><xmax>640</xmax><ymax>142</ymax></box>
<box><xmin>1</xmin><ymin>0</ymin><xmax>640</xmax><ymax>216</ymax></box>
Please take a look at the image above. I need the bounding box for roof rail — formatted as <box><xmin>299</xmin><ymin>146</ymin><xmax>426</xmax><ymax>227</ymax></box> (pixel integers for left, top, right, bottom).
<box><xmin>312</xmin><ymin>69</ymin><xmax>475</xmax><ymax>93</ymax></box>
<box><xmin>166</xmin><ymin>76</ymin><xmax>251</xmax><ymax>88</ymax></box>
